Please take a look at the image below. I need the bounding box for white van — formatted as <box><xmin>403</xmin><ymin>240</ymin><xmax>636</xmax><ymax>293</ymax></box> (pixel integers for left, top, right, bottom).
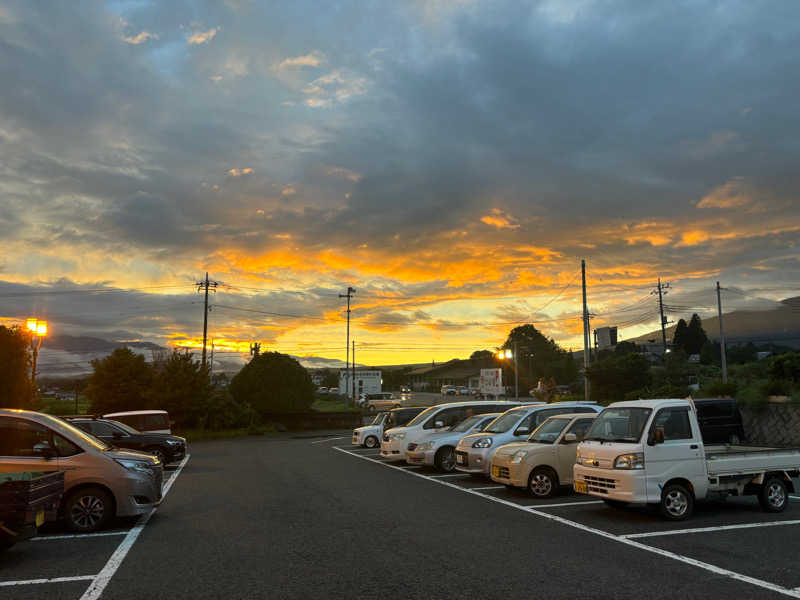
<box><xmin>102</xmin><ymin>410</ymin><xmax>171</xmax><ymax>434</ymax></box>
<box><xmin>380</xmin><ymin>400</ymin><xmax>531</xmax><ymax>461</ymax></box>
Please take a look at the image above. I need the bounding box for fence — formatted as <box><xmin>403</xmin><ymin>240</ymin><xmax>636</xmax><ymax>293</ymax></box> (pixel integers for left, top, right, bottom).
<box><xmin>740</xmin><ymin>403</ymin><xmax>800</xmax><ymax>447</ymax></box>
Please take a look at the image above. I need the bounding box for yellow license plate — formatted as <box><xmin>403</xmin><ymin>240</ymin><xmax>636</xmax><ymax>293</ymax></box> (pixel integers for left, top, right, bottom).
<box><xmin>35</xmin><ymin>510</ymin><xmax>45</xmax><ymax>527</ymax></box>
<box><xmin>491</xmin><ymin>466</ymin><xmax>500</xmax><ymax>478</ymax></box>
<box><xmin>573</xmin><ymin>480</ymin><xmax>588</xmax><ymax>494</ymax></box>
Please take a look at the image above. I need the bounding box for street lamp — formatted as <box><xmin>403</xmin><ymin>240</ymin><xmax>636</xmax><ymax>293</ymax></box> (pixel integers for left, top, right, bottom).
<box><xmin>496</xmin><ymin>346</ymin><xmax>518</xmax><ymax>401</ymax></box>
<box><xmin>26</xmin><ymin>318</ymin><xmax>48</xmax><ymax>395</ymax></box>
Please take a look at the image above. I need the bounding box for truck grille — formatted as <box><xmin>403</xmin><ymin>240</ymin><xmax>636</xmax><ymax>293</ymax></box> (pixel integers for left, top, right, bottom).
<box><xmin>584</xmin><ymin>474</ymin><xmax>616</xmax><ymax>494</ymax></box>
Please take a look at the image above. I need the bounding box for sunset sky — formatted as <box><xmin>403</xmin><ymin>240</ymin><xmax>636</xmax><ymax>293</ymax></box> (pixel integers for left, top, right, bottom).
<box><xmin>2</xmin><ymin>1</ymin><xmax>800</xmax><ymax>368</ymax></box>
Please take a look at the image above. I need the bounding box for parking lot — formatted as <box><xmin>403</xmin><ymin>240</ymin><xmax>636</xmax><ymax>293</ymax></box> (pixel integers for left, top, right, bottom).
<box><xmin>333</xmin><ymin>437</ymin><xmax>800</xmax><ymax>598</ymax></box>
<box><xmin>3</xmin><ymin>434</ymin><xmax>800</xmax><ymax>599</ymax></box>
<box><xmin>0</xmin><ymin>457</ymin><xmax>189</xmax><ymax>600</ymax></box>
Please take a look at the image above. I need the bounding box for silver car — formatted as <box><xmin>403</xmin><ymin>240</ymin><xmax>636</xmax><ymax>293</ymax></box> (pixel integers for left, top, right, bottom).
<box><xmin>0</xmin><ymin>409</ymin><xmax>163</xmax><ymax>532</ymax></box>
<box><xmin>405</xmin><ymin>413</ymin><xmax>500</xmax><ymax>471</ymax></box>
<box><xmin>455</xmin><ymin>403</ymin><xmax>603</xmax><ymax>475</ymax></box>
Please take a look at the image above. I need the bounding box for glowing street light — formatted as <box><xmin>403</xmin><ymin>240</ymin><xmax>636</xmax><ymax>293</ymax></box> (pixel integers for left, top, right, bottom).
<box><xmin>496</xmin><ymin>347</ymin><xmax>518</xmax><ymax>400</ymax></box>
<box><xmin>26</xmin><ymin>318</ymin><xmax>48</xmax><ymax>394</ymax></box>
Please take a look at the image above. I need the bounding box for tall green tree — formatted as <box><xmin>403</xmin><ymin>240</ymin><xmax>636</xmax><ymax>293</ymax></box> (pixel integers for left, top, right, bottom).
<box><xmin>86</xmin><ymin>348</ymin><xmax>153</xmax><ymax>414</ymax></box>
<box><xmin>672</xmin><ymin>319</ymin><xmax>688</xmax><ymax>353</ymax></box>
<box><xmin>148</xmin><ymin>350</ymin><xmax>212</xmax><ymax>427</ymax></box>
<box><xmin>586</xmin><ymin>353</ymin><xmax>652</xmax><ymax>404</ymax></box>
<box><xmin>0</xmin><ymin>326</ymin><xmax>33</xmax><ymax>409</ymax></box>
<box><xmin>684</xmin><ymin>313</ymin><xmax>708</xmax><ymax>355</ymax></box>
<box><xmin>230</xmin><ymin>352</ymin><xmax>315</xmax><ymax>415</ymax></box>
<box><xmin>502</xmin><ymin>324</ymin><xmax>577</xmax><ymax>389</ymax></box>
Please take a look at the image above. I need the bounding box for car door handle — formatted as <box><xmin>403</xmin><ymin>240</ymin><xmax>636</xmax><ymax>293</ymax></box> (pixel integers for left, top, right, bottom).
<box><xmin>690</xmin><ymin>444</ymin><xmax>698</xmax><ymax>449</ymax></box>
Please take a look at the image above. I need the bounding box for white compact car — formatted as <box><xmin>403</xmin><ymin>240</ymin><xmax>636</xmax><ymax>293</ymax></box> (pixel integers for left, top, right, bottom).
<box><xmin>352</xmin><ymin>407</ymin><xmax>427</xmax><ymax>448</ymax></box>
<box><xmin>455</xmin><ymin>402</ymin><xmax>603</xmax><ymax>475</ymax></box>
<box><xmin>405</xmin><ymin>413</ymin><xmax>501</xmax><ymax>471</ymax></box>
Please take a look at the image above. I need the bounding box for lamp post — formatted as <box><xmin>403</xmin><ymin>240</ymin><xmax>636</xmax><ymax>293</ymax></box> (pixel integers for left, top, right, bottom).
<box><xmin>496</xmin><ymin>347</ymin><xmax>518</xmax><ymax>401</ymax></box>
<box><xmin>26</xmin><ymin>318</ymin><xmax>48</xmax><ymax>395</ymax></box>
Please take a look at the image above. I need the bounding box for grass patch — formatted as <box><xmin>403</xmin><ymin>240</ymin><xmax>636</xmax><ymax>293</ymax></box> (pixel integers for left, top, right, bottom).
<box><xmin>174</xmin><ymin>424</ymin><xmax>278</xmax><ymax>442</ymax></box>
<box><xmin>311</xmin><ymin>395</ymin><xmax>361</xmax><ymax>413</ymax></box>
<box><xmin>38</xmin><ymin>396</ymin><xmax>91</xmax><ymax>415</ymax></box>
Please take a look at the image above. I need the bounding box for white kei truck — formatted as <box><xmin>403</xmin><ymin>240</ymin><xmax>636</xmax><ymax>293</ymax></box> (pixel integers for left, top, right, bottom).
<box><xmin>573</xmin><ymin>398</ymin><xmax>800</xmax><ymax>520</ymax></box>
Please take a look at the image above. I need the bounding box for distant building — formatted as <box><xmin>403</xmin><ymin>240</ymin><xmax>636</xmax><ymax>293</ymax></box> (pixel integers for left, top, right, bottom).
<box><xmin>339</xmin><ymin>370</ymin><xmax>381</xmax><ymax>397</ymax></box>
<box><xmin>408</xmin><ymin>359</ymin><xmax>483</xmax><ymax>391</ymax></box>
<box><xmin>594</xmin><ymin>326</ymin><xmax>618</xmax><ymax>350</ymax></box>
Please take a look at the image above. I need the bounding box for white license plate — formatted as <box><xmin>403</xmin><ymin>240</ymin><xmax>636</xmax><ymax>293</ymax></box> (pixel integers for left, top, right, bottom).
<box><xmin>456</xmin><ymin>454</ymin><xmax>465</xmax><ymax>465</ymax></box>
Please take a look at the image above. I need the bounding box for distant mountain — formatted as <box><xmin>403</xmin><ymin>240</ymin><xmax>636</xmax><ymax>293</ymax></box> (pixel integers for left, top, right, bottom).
<box><xmin>45</xmin><ymin>334</ymin><xmax>164</xmax><ymax>354</ymax></box>
<box><xmin>627</xmin><ymin>296</ymin><xmax>800</xmax><ymax>348</ymax></box>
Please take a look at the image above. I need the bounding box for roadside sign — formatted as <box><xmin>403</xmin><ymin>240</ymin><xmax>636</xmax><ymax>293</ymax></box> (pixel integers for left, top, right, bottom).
<box><xmin>480</xmin><ymin>368</ymin><xmax>503</xmax><ymax>396</ymax></box>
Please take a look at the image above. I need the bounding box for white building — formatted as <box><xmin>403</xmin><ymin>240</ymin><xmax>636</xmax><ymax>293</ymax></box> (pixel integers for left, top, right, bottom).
<box><xmin>339</xmin><ymin>370</ymin><xmax>381</xmax><ymax>397</ymax></box>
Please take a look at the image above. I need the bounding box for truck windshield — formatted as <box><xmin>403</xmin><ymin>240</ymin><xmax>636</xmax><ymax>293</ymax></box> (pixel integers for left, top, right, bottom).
<box><xmin>585</xmin><ymin>408</ymin><xmax>652</xmax><ymax>443</ymax></box>
<box><xmin>528</xmin><ymin>418</ymin><xmax>570</xmax><ymax>444</ymax></box>
<box><xmin>484</xmin><ymin>410</ymin><xmax>525</xmax><ymax>433</ymax></box>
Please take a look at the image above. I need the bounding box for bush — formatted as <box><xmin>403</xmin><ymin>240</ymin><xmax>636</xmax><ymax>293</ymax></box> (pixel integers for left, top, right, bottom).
<box><xmin>203</xmin><ymin>389</ymin><xmax>256</xmax><ymax>430</ymax></box>
<box><xmin>230</xmin><ymin>352</ymin><xmax>315</xmax><ymax>417</ymax></box>
<box><xmin>699</xmin><ymin>380</ymin><xmax>738</xmax><ymax>397</ymax></box>
<box><xmin>763</xmin><ymin>379</ymin><xmax>791</xmax><ymax>396</ymax></box>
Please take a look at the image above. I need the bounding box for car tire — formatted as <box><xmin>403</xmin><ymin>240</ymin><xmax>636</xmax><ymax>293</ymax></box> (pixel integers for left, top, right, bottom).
<box><xmin>528</xmin><ymin>467</ymin><xmax>558</xmax><ymax>498</ymax></box>
<box><xmin>435</xmin><ymin>446</ymin><xmax>456</xmax><ymax>472</ymax></box>
<box><xmin>603</xmin><ymin>499</ymin><xmax>629</xmax><ymax>509</ymax></box>
<box><xmin>659</xmin><ymin>483</ymin><xmax>693</xmax><ymax>521</ymax></box>
<box><xmin>364</xmin><ymin>435</ymin><xmax>379</xmax><ymax>449</ymax></box>
<box><xmin>146</xmin><ymin>447</ymin><xmax>167</xmax><ymax>465</ymax></box>
<box><xmin>63</xmin><ymin>486</ymin><xmax>114</xmax><ymax>533</ymax></box>
<box><xmin>759</xmin><ymin>477</ymin><xmax>788</xmax><ymax>513</ymax></box>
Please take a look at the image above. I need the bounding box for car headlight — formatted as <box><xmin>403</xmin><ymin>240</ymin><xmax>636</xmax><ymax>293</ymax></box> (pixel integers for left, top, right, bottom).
<box><xmin>416</xmin><ymin>441</ymin><xmax>434</xmax><ymax>451</ymax></box>
<box><xmin>115</xmin><ymin>458</ymin><xmax>155</xmax><ymax>473</ymax></box>
<box><xmin>510</xmin><ymin>450</ymin><xmax>528</xmax><ymax>464</ymax></box>
<box><xmin>614</xmin><ymin>453</ymin><xmax>644</xmax><ymax>470</ymax></box>
<box><xmin>472</xmin><ymin>437</ymin><xmax>493</xmax><ymax>448</ymax></box>
<box><xmin>165</xmin><ymin>439</ymin><xmax>180</xmax><ymax>445</ymax></box>
<box><xmin>390</xmin><ymin>432</ymin><xmax>406</xmax><ymax>441</ymax></box>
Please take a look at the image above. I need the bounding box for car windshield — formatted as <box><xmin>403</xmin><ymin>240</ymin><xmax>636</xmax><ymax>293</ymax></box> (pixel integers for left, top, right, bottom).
<box><xmin>528</xmin><ymin>418</ymin><xmax>570</xmax><ymax>444</ymax></box>
<box><xmin>585</xmin><ymin>408</ymin><xmax>652</xmax><ymax>443</ymax></box>
<box><xmin>404</xmin><ymin>406</ymin><xmax>437</xmax><ymax>428</ymax></box>
<box><xmin>451</xmin><ymin>415</ymin><xmax>484</xmax><ymax>433</ymax></box>
<box><xmin>483</xmin><ymin>410</ymin><xmax>525</xmax><ymax>433</ymax></box>
<box><xmin>107</xmin><ymin>419</ymin><xmax>140</xmax><ymax>434</ymax></box>
<box><xmin>41</xmin><ymin>414</ymin><xmax>111</xmax><ymax>451</ymax></box>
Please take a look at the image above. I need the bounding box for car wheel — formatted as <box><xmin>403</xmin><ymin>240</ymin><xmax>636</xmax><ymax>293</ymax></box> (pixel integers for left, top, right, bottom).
<box><xmin>660</xmin><ymin>483</ymin><xmax>693</xmax><ymax>521</ymax></box>
<box><xmin>364</xmin><ymin>435</ymin><xmax>379</xmax><ymax>449</ymax></box>
<box><xmin>435</xmin><ymin>446</ymin><xmax>456</xmax><ymax>472</ymax></box>
<box><xmin>64</xmin><ymin>486</ymin><xmax>114</xmax><ymax>533</ymax></box>
<box><xmin>528</xmin><ymin>467</ymin><xmax>558</xmax><ymax>498</ymax></box>
<box><xmin>759</xmin><ymin>477</ymin><xmax>788</xmax><ymax>513</ymax></box>
<box><xmin>147</xmin><ymin>447</ymin><xmax>167</xmax><ymax>465</ymax></box>
<box><xmin>728</xmin><ymin>433</ymin><xmax>741</xmax><ymax>445</ymax></box>
<box><xmin>603</xmin><ymin>499</ymin><xmax>629</xmax><ymax>509</ymax></box>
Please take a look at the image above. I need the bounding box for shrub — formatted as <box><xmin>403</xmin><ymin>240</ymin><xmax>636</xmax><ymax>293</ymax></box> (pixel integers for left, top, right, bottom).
<box><xmin>229</xmin><ymin>352</ymin><xmax>315</xmax><ymax>417</ymax></box>
<box><xmin>699</xmin><ymin>380</ymin><xmax>738</xmax><ymax>397</ymax></box>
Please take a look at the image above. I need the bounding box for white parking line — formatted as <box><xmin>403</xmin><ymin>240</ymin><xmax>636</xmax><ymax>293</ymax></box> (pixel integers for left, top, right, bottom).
<box><xmin>525</xmin><ymin>500</ymin><xmax>604</xmax><ymax>509</ymax></box>
<box><xmin>791</xmin><ymin>495</ymin><xmax>800</xmax><ymax>500</ymax></box>
<box><xmin>335</xmin><ymin>446</ymin><xmax>800</xmax><ymax>599</ymax></box>
<box><xmin>471</xmin><ymin>485</ymin><xmax>506</xmax><ymax>491</ymax></box>
<box><xmin>428</xmin><ymin>473</ymin><xmax>471</xmax><ymax>478</ymax></box>
<box><xmin>310</xmin><ymin>436</ymin><xmax>350</xmax><ymax>444</ymax></box>
<box><xmin>79</xmin><ymin>454</ymin><xmax>190</xmax><ymax>600</ymax></box>
<box><xmin>0</xmin><ymin>575</ymin><xmax>96</xmax><ymax>587</ymax></box>
<box><xmin>32</xmin><ymin>531</ymin><xmax>128</xmax><ymax>541</ymax></box>
<box><xmin>622</xmin><ymin>519</ymin><xmax>800</xmax><ymax>539</ymax></box>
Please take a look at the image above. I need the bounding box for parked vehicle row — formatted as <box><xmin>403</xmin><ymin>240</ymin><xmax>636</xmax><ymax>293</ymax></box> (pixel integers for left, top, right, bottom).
<box><xmin>355</xmin><ymin>396</ymin><xmax>800</xmax><ymax>521</ymax></box>
<box><xmin>352</xmin><ymin>407</ymin><xmax>426</xmax><ymax>448</ymax></box>
<box><xmin>0</xmin><ymin>408</ymin><xmax>186</xmax><ymax>534</ymax></box>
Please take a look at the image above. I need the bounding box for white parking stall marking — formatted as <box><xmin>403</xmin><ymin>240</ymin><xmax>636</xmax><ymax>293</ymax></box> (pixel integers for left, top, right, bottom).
<box><xmin>79</xmin><ymin>454</ymin><xmax>190</xmax><ymax>600</ymax></box>
<box><xmin>525</xmin><ymin>500</ymin><xmax>604</xmax><ymax>509</ymax></box>
<box><xmin>622</xmin><ymin>519</ymin><xmax>800</xmax><ymax>539</ymax></box>
<box><xmin>32</xmin><ymin>531</ymin><xmax>129</xmax><ymax>541</ymax></box>
<box><xmin>791</xmin><ymin>495</ymin><xmax>800</xmax><ymax>500</ymax></box>
<box><xmin>471</xmin><ymin>485</ymin><xmax>506</xmax><ymax>491</ymax></box>
<box><xmin>0</xmin><ymin>575</ymin><xmax>97</xmax><ymax>587</ymax></box>
<box><xmin>310</xmin><ymin>436</ymin><xmax>350</xmax><ymax>444</ymax></box>
<box><xmin>428</xmin><ymin>473</ymin><xmax>471</xmax><ymax>478</ymax></box>
<box><xmin>335</xmin><ymin>446</ymin><xmax>800</xmax><ymax>599</ymax></box>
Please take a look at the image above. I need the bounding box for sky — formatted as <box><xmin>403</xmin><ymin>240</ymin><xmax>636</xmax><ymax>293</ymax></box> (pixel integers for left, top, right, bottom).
<box><xmin>1</xmin><ymin>0</ymin><xmax>800</xmax><ymax>369</ymax></box>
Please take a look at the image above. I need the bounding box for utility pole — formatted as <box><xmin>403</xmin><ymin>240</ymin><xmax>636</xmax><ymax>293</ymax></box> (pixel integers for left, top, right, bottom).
<box><xmin>250</xmin><ymin>342</ymin><xmax>261</xmax><ymax>358</ymax></box>
<box><xmin>210</xmin><ymin>339</ymin><xmax>215</xmax><ymax>377</ymax></box>
<box><xmin>716</xmin><ymin>281</ymin><xmax>728</xmax><ymax>384</ymax></box>
<box><xmin>581</xmin><ymin>260</ymin><xmax>590</xmax><ymax>402</ymax></box>
<box><xmin>654</xmin><ymin>278</ymin><xmax>671</xmax><ymax>354</ymax></box>
<box><xmin>352</xmin><ymin>340</ymin><xmax>356</xmax><ymax>406</ymax></box>
<box><xmin>514</xmin><ymin>340</ymin><xmax>519</xmax><ymax>401</ymax></box>
<box><xmin>339</xmin><ymin>287</ymin><xmax>356</xmax><ymax>397</ymax></box>
<box><xmin>196</xmin><ymin>272</ymin><xmax>218</xmax><ymax>369</ymax></box>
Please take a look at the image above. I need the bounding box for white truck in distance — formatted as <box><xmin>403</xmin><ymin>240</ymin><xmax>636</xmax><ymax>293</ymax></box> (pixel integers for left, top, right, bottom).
<box><xmin>573</xmin><ymin>398</ymin><xmax>800</xmax><ymax>520</ymax></box>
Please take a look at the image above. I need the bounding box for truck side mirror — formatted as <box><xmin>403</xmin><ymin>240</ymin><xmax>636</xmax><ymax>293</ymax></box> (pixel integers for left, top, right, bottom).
<box><xmin>648</xmin><ymin>428</ymin><xmax>665</xmax><ymax>446</ymax></box>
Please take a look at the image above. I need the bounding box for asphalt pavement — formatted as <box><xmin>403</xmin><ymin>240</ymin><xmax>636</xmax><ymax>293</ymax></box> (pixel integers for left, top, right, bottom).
<box><xmin>3</xmin><ymin>433</ymin><xmax>799</xmax><ymax>599</ymax></box>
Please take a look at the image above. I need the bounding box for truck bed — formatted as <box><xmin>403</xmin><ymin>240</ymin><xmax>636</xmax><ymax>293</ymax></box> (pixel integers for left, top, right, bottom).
<box><xmin>705</xmin><ymin>445</ymin><xmax>800</xmax><ymax>476</ymax></box>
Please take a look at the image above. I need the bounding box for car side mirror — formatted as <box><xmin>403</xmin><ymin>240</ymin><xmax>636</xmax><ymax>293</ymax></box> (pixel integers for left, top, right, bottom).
<box><xmin>434</xmin><ymin>420</ymin><xmax>445</xmax><ymax>428</ymax></box>
<box><xmin>562</xmin><ymin>433</ymin><xmax>577</xmax><ymax>443</ymax></box>
<box><xmin>33</xmin><ymin>442</ymin><xmax>57</xmax><ymax>460</ymax></box>
<box><xmin>648</xmin><ymin>428</ymin><xmax>665</xmax><ymax>446</ymax></box>
<box><xmin>515</xmin><ymin>427</ymin><xmax>530</xmax><ymax>436</ymax></box>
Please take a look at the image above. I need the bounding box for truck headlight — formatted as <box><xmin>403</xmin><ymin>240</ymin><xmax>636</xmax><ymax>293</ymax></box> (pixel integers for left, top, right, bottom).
<box><xmin>416</xmin><ymin>441</ymin><xmax>434</xmax><ymax>451</ymax></box>
<box><xmin>472</xmin><ymin>437</ymin><xmax>493</xmax><ymax>448</ymax></box>
<box><xmin>614</xmin><ymin>453</ymin><xmax>644</xmax><ymax>470</ymax></box>
<box><xmin>510</xmin><ymin>450</ymin><xmax>528</xmax><ymax>464</ymax></box>
<box><xmin>390</xmin><ymin>432</ymin><xmax>406</xmax><ymax>441</ymax></box>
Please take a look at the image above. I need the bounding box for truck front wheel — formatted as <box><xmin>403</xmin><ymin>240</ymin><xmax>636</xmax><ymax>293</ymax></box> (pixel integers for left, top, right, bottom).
<box><xmin>660</xmin><ymin>483</ymin><xmax>694</xmax><ymax>521</ymax></box>
<box><xmin>759</xmin><ymin>477</ymin><xmax>788</xmax><ymax>513</ymax></box>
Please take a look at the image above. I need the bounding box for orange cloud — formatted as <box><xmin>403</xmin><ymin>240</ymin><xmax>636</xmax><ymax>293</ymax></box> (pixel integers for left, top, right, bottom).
<box><xmin>697</xmin><ymin>177</ymin><xmax>754</xmax><ymax>209</ymax></box>
<box><xmin>227</xmin><ymin>167</ymin><xmax>253</xmax><ymax>177</ymax></box>
<box><xmin>481</xmin><ymin>208</ymin><xmax>519</xmax><ymax>229</ymax></box>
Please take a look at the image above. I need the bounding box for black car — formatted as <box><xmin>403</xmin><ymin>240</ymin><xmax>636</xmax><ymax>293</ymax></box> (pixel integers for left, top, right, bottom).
<box><xmin>694</xmin><ymin>397</ymin><xmax>746</xmax><ymax>444</ymax></box>
<box><xmin>69</xmin><ymin>418</ymin><xmax>187</xmax><ymax>464</ymax></box>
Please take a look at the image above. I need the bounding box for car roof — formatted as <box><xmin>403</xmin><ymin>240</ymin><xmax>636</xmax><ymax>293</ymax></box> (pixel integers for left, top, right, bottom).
<box><xmin>607</xmin><ymin>398</ymin><xmax>691</xmax><ymax>410</ymax></box>
<box><xmin>103</xmin><ymin>410</ymin><xmax>168</xmax><ymax>416</ymax></box>
<box><xmin>544</xmin><ymin>412</ymin><xmax>598</xmax><ymax>420</ymax></box>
